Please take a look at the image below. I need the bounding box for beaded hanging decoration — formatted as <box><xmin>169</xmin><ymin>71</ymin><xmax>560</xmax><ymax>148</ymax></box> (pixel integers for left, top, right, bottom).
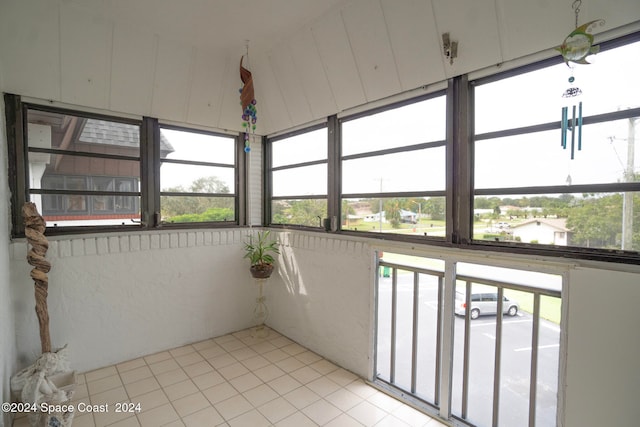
<box><xmin>239</xmin><ymin>56</ymin><xmax>257</xmax><ymax>153</ymax></box>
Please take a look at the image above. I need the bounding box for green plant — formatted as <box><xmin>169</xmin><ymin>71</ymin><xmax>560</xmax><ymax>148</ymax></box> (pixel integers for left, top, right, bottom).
<box><xmin>243</xmin><ymin>230</ymin><xmax>280</xmax><ymax>267</ymax></box>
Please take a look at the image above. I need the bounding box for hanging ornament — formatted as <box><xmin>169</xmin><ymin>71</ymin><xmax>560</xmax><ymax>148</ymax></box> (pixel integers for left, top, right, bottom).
<box><xmin>556</xmin><ymin>0</ymin><xmax>604</xmax><ymax>160</ymax></box>
<box><xmin>240</xmin><ymin>55</ymin><xmax>257</xmax><ymax>153</ymax></box>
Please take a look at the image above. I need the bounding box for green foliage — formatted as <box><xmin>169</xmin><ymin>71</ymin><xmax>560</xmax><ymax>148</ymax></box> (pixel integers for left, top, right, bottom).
<box><xmin>161</xmin><ymin>176</ymin><xmax>232</xmax><ymax>221</ymax></box>
<box><xmin>243</xmin><ymin>230</ymin><xmax>280</xmax><ymax>267</ymax></box>
<box><xmin>168</xmin><ymin>207</ymin><xmax>234</xmax><ymax>223</ymax></box>
<box><xmin>272</xmin><ymin>199</ymin><xmax>326</xmax><ymax>227</ymax></box>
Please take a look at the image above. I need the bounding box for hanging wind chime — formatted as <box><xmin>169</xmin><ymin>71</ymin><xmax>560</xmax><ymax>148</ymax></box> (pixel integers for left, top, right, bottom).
<box><xmin>556</xmin><ymin>0</ymin><xmax>604</xmax><ymax>159</ymax></box>
<box><xmin>239</xmin><ymin>52</ymin><xmax>257</xmax><ymax>153</ymax></box>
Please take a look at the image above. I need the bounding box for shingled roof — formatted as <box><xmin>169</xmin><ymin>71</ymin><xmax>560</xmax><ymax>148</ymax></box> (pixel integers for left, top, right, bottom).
<box><xmin>79</xmin><ymin>119</ymin><xmax>174</xmax><ymax>156</ymax></box>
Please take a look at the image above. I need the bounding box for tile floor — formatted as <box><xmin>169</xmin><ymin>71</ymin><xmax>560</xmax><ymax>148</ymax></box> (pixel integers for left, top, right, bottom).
<box><xmin>13</xmin><ymin>327</ymin><xmax>446</xmax><ymax>426</ymax></box>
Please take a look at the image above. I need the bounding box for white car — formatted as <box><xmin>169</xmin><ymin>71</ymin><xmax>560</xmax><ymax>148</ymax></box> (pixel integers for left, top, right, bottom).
<box><xmin>455</xmin><ymin>291</ymin><xmax>519</xmax><ymax>320</ymax></box>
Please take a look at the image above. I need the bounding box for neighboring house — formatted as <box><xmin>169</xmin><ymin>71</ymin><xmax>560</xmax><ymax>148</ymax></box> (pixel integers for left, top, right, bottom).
<box><xmin>399</xmin><ymin>209</ymin><xmax>417</xmax><ymax>224</ymax></box>
<box><xmin>28</xmin><ymin>111</ymin><xmax>173</xmax><ymax>225</ymax></box>
<box><xmin>511</xmin><ymin>218</ymin><xmax>571</xmax><ymax>246</ymax></box>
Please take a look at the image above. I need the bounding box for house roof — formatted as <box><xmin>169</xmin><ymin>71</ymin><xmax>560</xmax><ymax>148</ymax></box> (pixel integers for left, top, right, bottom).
<box><xmin>79</xmin><ymin>119</ymin><xmax>174</xmax><ymax>156</ymax></box>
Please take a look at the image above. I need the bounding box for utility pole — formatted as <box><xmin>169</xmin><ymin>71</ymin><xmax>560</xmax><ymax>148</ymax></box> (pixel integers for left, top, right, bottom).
<box><xmin>622</xmin><ymin>117</ymin><xmax>636</xmax><ymax>251</ymax></box>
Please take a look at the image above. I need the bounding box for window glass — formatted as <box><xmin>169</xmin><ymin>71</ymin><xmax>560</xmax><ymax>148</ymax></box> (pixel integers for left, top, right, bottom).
<box><xmin>474</xmin><ymin>41</ymin><xmax>640</xmax><ymax>134</ymax></box>
<box><xmin>271</xmin><ymin>128</ymin><xmax>327</xmax><ymax>168</ymax></box>
<box><xmin>159</xmin><ymin>127</ymin><xmax>237</xmax><ymax>224</ymax></box>
<box><xmin>473</xmin><ymin>39</ymin><xmax>640</xmax><ymax>254</ymax></box>
<box><xmin>342</xmin><ymin>96</ymin><xmax>446</xmax><ymax>156</ymax></box>
<box><xmin>341</xmin><ymin>94</ymin><xmax>447</xmax><ymax>237</ymax></box>
<box><xmin>26</xmin><ymin>110</ymin><xmax>141</xmax><ymax>227</ymax></box>
<box><xmin>268</xmin><ymin>126</ymin><xmax>328</xmax><ymax>227</ymax></box>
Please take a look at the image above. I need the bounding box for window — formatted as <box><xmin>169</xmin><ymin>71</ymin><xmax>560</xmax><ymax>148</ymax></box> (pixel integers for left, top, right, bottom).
<box><xmin>23</xmin><ymin>108</ymin><xmax>142</xmax><ymax>228</ymax></box>
<box><xmin>341</xmin><ymin>94</ymin><xmax>447</xmax><ymax>237</ymax></box>
<box><xmin>472</xmin><ymin>37</ymin><xmax>640</xmax><ymax>255</ymax></box>
<box><xmin>5</xmin><ymin>96</ymin><xmax>242</xmax><ymax>235</ymax></box>
<box><xmin>159</xmin><ymin>127</ymin><xmax>237</xmax><ymax>224</ymax></box>
<box><xmin>267</xmin><ymin>125</ymin><xmax>328</xmax><ymax>228</ymax></box>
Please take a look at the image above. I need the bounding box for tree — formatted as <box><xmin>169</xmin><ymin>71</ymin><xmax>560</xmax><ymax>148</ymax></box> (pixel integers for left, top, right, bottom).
<box><xmin>161</xmin><ymin>176</ymin><xmax>232</xmax><ymax>220</ymax></box>
<box><xmin>384</xmin><ymin>199</ymin><xmax>402</xmax><ymax>228</ymax></box>
<box><xmin>566</xmin><ymin>194</ymin><xmax>623</xmax><ymax>248</ymax></box>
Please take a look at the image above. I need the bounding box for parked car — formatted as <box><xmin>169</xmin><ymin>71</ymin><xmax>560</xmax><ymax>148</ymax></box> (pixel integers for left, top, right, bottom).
<box><xmin>455</xmin><ymin>291</ymin><xmax>519</xmax><ymax>319</ymax></box>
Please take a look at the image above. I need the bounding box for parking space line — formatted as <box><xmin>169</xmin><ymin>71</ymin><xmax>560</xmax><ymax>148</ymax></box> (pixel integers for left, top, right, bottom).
<box><xmin>514</xmin><ymin>344</ymin><xmax>560</xmax><ymax>352</ymax></box>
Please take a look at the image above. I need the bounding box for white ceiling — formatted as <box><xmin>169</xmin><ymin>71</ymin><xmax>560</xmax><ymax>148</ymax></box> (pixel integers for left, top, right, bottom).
<box><xmin>1</xmin><ymin>0</ymin><xmax>639</xmax><ymax>136</ymax></box>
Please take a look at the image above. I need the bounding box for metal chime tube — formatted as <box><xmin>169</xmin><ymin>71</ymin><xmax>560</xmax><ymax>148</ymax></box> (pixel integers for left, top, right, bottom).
<box><xmin>578</xmin><ymin>101</ymin><xmax>583</xmax><ymax>151</ymax></box>
<box><xmin>571</xmin><ymin>105</ymin><xmax>576</xmax><ymax>159</ymax></box>
<box><xmin>561</xmin><ymin>107</ymin><xmax>568</xmax><ymax>148</ymax></box>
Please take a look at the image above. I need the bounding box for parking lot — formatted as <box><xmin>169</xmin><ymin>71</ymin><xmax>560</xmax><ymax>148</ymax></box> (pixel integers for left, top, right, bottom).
<box><xmin>376</xmin><ymin>273</ymin><xmax>560</xmax><ymax>426</ymax></box>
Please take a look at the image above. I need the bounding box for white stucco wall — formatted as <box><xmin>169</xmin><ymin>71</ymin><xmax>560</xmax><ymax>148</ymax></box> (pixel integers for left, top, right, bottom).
<box><xmin>563</xmin><ymin>266</ymin><xmax>640</xmax><ymax>427</ymax></box>
<box><xmin>9</xmin><ymin>229</ymin><xmax>258</xmax><ymax>373</ymax></box>
<box><xmin>265</xmin><ymin>232</ymin><xmax>374</xmax><ymax>378</ymax></box>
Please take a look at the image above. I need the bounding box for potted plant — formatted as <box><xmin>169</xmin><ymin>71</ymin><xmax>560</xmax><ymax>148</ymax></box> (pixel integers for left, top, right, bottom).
<box><xmin>243</xmin><ymin>230</ymin><xmax>280</xmax><ymax>279</ymax></box>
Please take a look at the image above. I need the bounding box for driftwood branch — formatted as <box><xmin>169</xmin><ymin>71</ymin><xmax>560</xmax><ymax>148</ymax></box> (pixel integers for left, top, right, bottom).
<box><xmin>22</xmin><ymin>202</ymin><xmax>52</xmax><ymax>354</ymax></box>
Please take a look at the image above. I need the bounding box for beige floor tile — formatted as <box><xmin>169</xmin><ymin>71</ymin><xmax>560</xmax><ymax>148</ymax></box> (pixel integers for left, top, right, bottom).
<box><xmin>104</xmin><ymin>415</ymin><xmax>140</xmax><ymax>427</ymax></box>
<box><xmin>70</xmin><ymin>413</ymin><xmax>96</xmax><ymax>427</ymax></box>
<box><xmin>73</xmin><ymin>382</ymin><xmax>90</xmax><ymax>401</ymax></box>
<box><xmin>191</xmin><ymin>339</ymin><xmax>216</xmax><ymax>351</ymax></box>
<box><xmin>161</xmin><ymin>420</ymin><xmax>186</xmax><ymax>427</ymax></box>
<box><xmin>249</xmin><ymin>341</ymin><xmax>278</xmax><ymax>354</ymax></box>
<box><xmin>169</xmin><ymin>345</ymin><xmax>195</xmax><ymax>358</ymax></box>
<box><xmin>227</xmin><ymin>409</ymin><xmax>271</xmax><ymax>427</ymax></box>
<box><xmin>273</xmin><ymin>411</ymin><xmax>317</xmax><ymax>427</ymax></box>
<box><xmin>175</xmin><ymin>352</ymin><xmax>205</xmax><ymax>368</ymax></box>
<box><xmin>269</xmin><ymin>336</ymin><xmax>294</xmax><ymax>348</ymax></box>
<box><xmin>192</xmin><ymin>371</ymin><xmax>226</xmax><ymax>391</ymax></box>
<box><xmin>172</xmin><ymin>391</ymin><xmax>211</xmax><ymax>418</ymax></box>
<box><xmin>325</xmin><ymin>387</ymin><xmax>364</xmax><ymax>411</ymax></box>
<box><xmin>90</xmin><ymin>386</ymin><xmax>128</xmax><ymax>406</ymax></box>
<box><xmin>137</xmin><ymin>403</ymin><xmax>179</xmax><ymax>427</ymax></box>
<box><xmin>347</xmin><ymin>400</ymin><xmax>388</xmax><ymax>426</ymax></box>
<box><xmin>87</xmin><ymin>374</ymin><xmax>123</xmax><ymax>395</ymax></box>
<box><xmin>229</xmin><ymin>372</ymin><xmax>262</xmax><ymax>392</ymax></box>
<box><xmin>85</xmin><ymin>366</ymin><xmax>118</xmax><ymax>382</ymax></box>
<box><xmin>280</xmin><ymin>343</ymin><xmax>307</xmax><ymax>356</ymax></box>
<box><xmin>257</xmin><ymin>396</ymin><xmax>297</xmax><ymax>424</ymax></box>
<box><xmin>290</xmin><ymin>366</ymin><xmax>322</xmax><ymax>384</ymax></box>
<box><xmin>163</xmin><ymin>379</ymin><xmax>199</xmax><ymax>401</ymax></box>
<box><xmin>182</xmin><ymin>406</ymin><xmax>224</xmax><ymax>427</ymax></box>
<box><xmin>197</xmin><ymin>345</ymin><xmax>227</xmax><ymax>360</ymax></box>
<box><xmin>242</xmin><ymin>383</ymin><xmax>279</xmax><ymax>407</ymax></box>
<box><xmin>218</xmin><ymin>339</ymin><xmax>246</xmax><ymax>353</ymax></box>
<box><xmin>324</xmin><ymin>412</ymin><xmax>364</xmax><ymax>427</ymax></box>
<box><xmin>262</xmin><ymin>348</ymin><xmax>289</xmax><ymax>363</ymax></box>
<box><xmin>309</xmin><ymin>358</ymin><xmax>339</xmax><ymax>375</ymax></box>
<box><xmin>282</xmin><ymin>385</ymin><xmax>321</xmax><ymax>410</ymax></box>
<box><xmin>93</xmin><ymin>408</ymin><xmax>134</xmax><ymax>427</ymax></box>
<box><xmin>119</xmin><ymin>366</ymin><xmax>153</xmax><ymax>385</ymax></box>
<box><xmin>214</xmin><ymin>394</ymin><xmax>253</xmax><ymax>420</ymax></box>
<box><xmin>392</xmin><ymin>404</ymin><xmax>436</xmax><ymax>427</ymax></box>
<box><xmin>135</xmin><ymin>388</ymin><xmax>169</xmax><ymax>411</ymax></box>
<box><xmin>218</xmin><ymin>362</ymin><xmax>249</xmax><ymax>381</ymax></box>
<box><xmin>274</xmin><ymin>356</ymin><xmax>306</xmax><ymax>373</ymax></box>
<box><xmin>367</xmin><ymin>390</ymin><xmax>403</xmax><ymax>412</ymax></box>
<box><xmin>241</xmin><ymin>355</ymin><xmax>271</xmax><ymax>371</ymax></box>
<box><xmin>229</xmin><ymin>346</ymin><xmax>258</xmax><ymax>361</ymax></box>
<box><xmin>326</xmin><ymin>368</ymin><xmax>359</xmax><ymax>386</ymax></box>
<box><xmin>374</xmin><ymin>414</ymin><xmax>413</xmax><ymax>427</ymax></box>
<box><xmin>305</xmin><ymin>376</ymin><xmax>341</xmax><ymax>397</ymax></box>
<box><xmin>125</xmin><ymin>377</ymin><xmax>161</xmax><ymax>398</ymax></box>
<box><xmin>116</xmin><ymin>358</ymin><xmax>147</xmax><ymax>374</ymax></box>
<box><xmin>345</xmin><ymin>380</ymin><xmax>378</xmax><ymax>399</ymax></box>
<box><xmin>301</xmin><ymin>399</ymin><xmax>342</xmax><ymax>425</ymax></box>
<box><xmin>149</xmin><ymin>358</ymin><xmax>181</xmax><ymax>376</ymax></box>
<box><xmin>182</xmin><ymin>360</ymin><xmax>214</xmax><ymax>378</ymax></box>
<box><xmin>267</xmin><ymin>374</ymin><xmax>302</xmax><ymax>395</ymax></box>
<box><xmin>202</xmin><ymin>382</ymin><xmax>238</xmax><ymax>405</ymax></box>
<box><xmin>253</xmin><ymin>364</ymin><xmax>285</xmax><ymax>382</ymax></box>
<box><xmin>143</xmin><ymin>351</ymin><xmax>172</xmax><ymax>365</ymax></box>
<box><xmin>155</xmin><ymin>368</ymin><xmax>189</xmax><ymax>388</ymax></box>
<box><xmin>208</xmin><ymin>354</ymin><xmax>237</xmax><ymax>369</ymax></box>
<box><xmin>295</xmin><ymin>350</ymin><xmax>323</xmax><ymax>365</ymax></box>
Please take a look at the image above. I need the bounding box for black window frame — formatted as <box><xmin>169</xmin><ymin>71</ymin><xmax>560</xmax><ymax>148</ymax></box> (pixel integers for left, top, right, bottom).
<box><xmin>264</xmin><ymin>31</ymin><xmax>640</xmax><ymax>265</ymax></box>
<box><xmin>5</xmin><ymin>94</ymin><xmax>244</xmax><ymax>237</ymax></box>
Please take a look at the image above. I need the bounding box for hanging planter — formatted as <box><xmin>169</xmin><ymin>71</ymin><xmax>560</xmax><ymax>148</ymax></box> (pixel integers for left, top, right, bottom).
<box><xmin>243</xmin><ymin>230</ymin><xmax>280</xmax><ymax>279</ymax></box>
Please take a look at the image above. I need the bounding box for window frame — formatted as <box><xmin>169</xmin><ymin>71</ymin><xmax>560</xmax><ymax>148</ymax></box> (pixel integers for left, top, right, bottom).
<box><xmin>5</xmin><ymin>94</ymin><xmax>244</xmax><ymax>237</ymax></box>
<box><xmin>265</xmin><ymin>121</ymin><xmax>329</xmax><ymax>230</ymax></box>
<box><xmin>468</xmin><ymin>32</ymin><xmax>640</xmax><ymax>264</ymax></box>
